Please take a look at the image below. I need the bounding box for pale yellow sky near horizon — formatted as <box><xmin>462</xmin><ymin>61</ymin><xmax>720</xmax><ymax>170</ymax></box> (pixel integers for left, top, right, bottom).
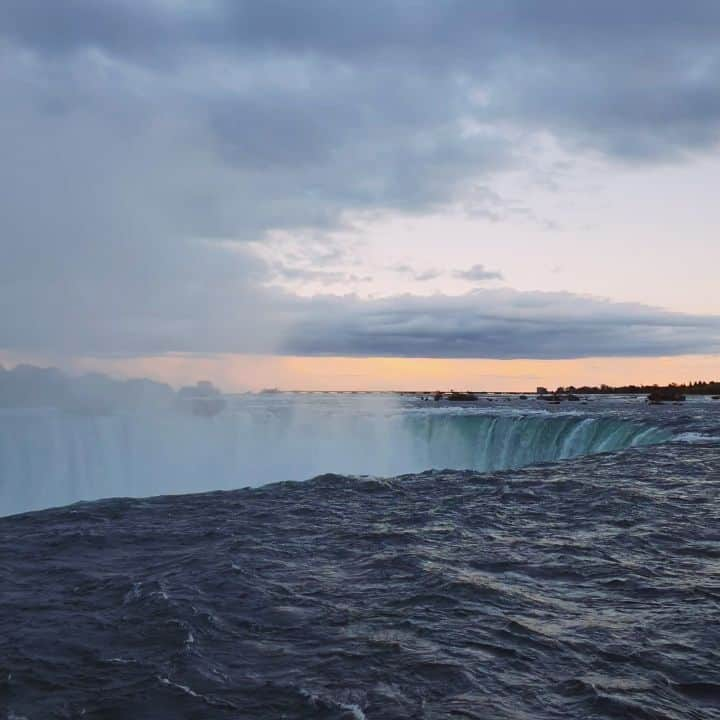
<box><xmin>2</xmin><ymin>351</ymin><xmax>718</xmax><ymax>393</ymax></box>
<box><xmin>258</xmin><ymin>149</ymin><xmax>720</xmax><ymax>316</ymax></box>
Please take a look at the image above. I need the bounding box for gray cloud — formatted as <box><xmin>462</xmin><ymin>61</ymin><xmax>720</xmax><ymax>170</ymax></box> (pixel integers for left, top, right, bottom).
<box><xmin>392</xmin><ymin>265</ymin><xmax>444</xmax><ymax>282</ymax></box>
<box><xmin>6</xmin><ymin>280</ymin><xmax>718</xmax><ymax>360</ymax></box>
<box><xmin>454</xmin><ymin>265</ymin><xmax>504</xmax><ymax>282</ymax></box>
<box><xmin>1</xmin><ymin>2</ymin><xmax>720</xmax><ymax>360</ymax></box>
<box><xmin>282</xmin><ymin>290</ymin><xmax>720</xmax><ymax>359</ymax></box>
<box><xmin>270</xmin><ymin>264</ymin><xmax>372</xmax><ymax>285</ymax></box>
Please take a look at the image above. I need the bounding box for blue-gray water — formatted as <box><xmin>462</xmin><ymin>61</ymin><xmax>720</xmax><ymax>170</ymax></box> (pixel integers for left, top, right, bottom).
<box><xmin>0</xmin><ymin>394</ymin><xmax>689</xmax><ymax>517</ymax></box>
<box><xmin>1</xmin><ymin>395</ymin><xmax>719</xmax><ymax>718</ymax></box>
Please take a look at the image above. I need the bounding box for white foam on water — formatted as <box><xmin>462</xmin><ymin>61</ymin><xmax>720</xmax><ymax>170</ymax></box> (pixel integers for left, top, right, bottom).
<box><xmin>339</xmin><ymin>703</ymin><xmax>367</xmax><ymax>720</ymax></box>
<box><xmin>157</xmin><ymin>677</ymin><xmax>201</xmax><ymax>698</ymax></box>
<box><xmin>674</xmin><ymin>431</ymin><xmax>720</xmax><ymax>443</ymax></box>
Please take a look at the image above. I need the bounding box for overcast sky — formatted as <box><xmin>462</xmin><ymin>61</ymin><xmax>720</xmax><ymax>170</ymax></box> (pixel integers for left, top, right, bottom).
<box><xmin>1</xmin><ymin>1</ymin><xmax>720</xmax><ymax>384</ymax></box>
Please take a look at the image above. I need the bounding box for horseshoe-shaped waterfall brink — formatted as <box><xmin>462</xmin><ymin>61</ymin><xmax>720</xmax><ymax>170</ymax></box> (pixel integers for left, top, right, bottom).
<box><xmin>0</xmin><ymin>394</ymin><xmax>685</xmax><ymax>517</ymax></box>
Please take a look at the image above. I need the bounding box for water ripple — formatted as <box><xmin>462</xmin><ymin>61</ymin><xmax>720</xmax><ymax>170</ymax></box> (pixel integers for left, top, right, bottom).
<box><xmin>1</xmin><ymin>442</ymin><xmax>719</xmax><ymax>718</ymax></box>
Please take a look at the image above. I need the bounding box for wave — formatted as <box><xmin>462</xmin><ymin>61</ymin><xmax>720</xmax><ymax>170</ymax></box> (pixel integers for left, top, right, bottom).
<box><xmin>0</xmin><ymin>403</ymin><xmax>670</xmax><ymax>516</ymax></box>
<box><xmin>3</xmin><ymin>441</ymin><xmax>719</xmax><ymax>719</ymax></box>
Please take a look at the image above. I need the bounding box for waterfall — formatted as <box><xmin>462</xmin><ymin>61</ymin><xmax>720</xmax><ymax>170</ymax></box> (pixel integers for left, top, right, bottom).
<box><xmin>0</xmin><ymin>404</ymin><xmax>670</xmax><ymax>516</ymax></box>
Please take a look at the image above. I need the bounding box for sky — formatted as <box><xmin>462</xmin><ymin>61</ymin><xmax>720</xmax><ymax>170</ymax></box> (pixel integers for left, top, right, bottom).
<box><xmin>1</xmin><ymin>1</ymin><xmax>719</xmax><ymax>390</ymax></box>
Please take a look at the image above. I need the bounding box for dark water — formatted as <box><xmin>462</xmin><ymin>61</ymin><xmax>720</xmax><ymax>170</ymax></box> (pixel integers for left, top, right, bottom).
<box><xmin>2</xmin><ymin>440</ymin><xmax>720</xmax><ymax>719</ymax></box>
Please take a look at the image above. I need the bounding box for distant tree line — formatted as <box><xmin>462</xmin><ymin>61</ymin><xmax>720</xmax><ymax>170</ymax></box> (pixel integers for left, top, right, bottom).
<box><xmin>551</xmin><ymin>380</ymin><xmax>720</xmax><ymax>396</ymax></box>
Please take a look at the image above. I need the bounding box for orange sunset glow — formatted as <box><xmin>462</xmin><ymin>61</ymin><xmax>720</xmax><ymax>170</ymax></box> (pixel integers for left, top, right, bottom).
<box><xmin>3</xmin><ymin>352</ymin><xmax>715</xmax><ymax>393</ymax></box>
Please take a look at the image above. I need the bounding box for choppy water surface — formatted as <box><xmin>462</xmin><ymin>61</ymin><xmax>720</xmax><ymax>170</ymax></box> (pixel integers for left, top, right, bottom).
<box><xmin>2</xmin><ymin>431</ymin><xmax>720</xmax><ymax>718</ymax></box>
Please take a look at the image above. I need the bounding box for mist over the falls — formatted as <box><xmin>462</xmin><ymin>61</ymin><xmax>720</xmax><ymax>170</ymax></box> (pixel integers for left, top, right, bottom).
<box><xmin>0</xmin><ymin>365</ymin><xmax>672</xmax><ymax>517</ymax></box>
